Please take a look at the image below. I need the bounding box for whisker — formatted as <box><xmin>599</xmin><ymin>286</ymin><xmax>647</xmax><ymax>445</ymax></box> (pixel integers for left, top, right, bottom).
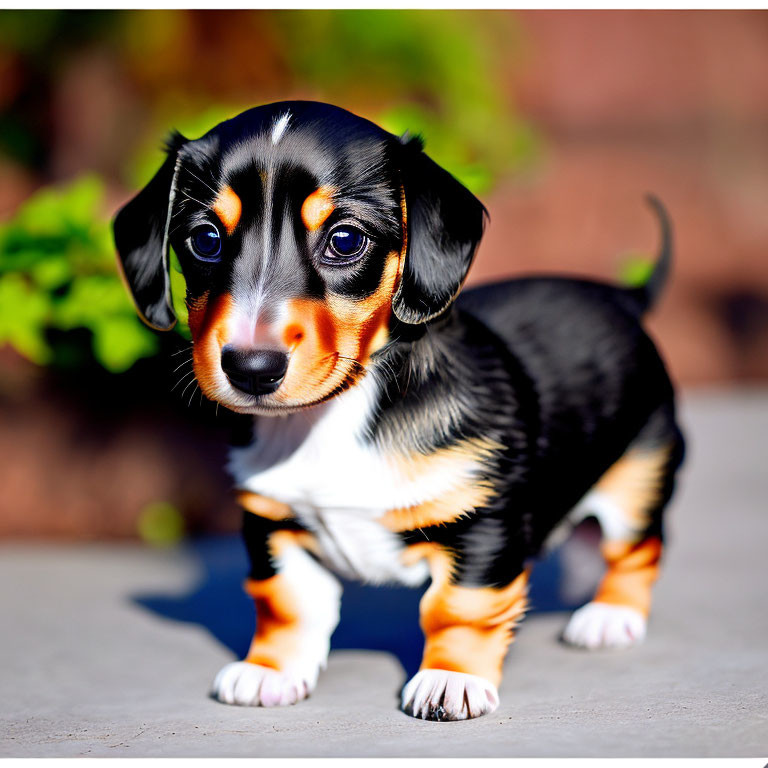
<box><xmin>181</xmin><ymin>376</ymin><xmax>198</xmax><ymax>403</ymax></box>
<box><xmin>182</xmin><ymin>167</ymin><xmax>219</xmax><ymax>196</ymax></box>
<box><xmin>170</xmin><ymin>200</ymin><xmax>189</xmax><ymax>219</ymax></box>
<box><xmin>172</xmin><ymin>358</ymin><xmax>193</xmax><ymax>374</ymax></box>
<box><xmin>187</xmin><ymin>382</ymin><xmax>200</xmax><ymax>408</ymax></box>
<box><xmin>179</xmin><ymin>190</ymin><xmax>209</xmax><ymax>209</ymax></box>
<box><xmin>171</xmin><ymin>369</ymin><xmax>196</xmax><ymax>393</ymax></box>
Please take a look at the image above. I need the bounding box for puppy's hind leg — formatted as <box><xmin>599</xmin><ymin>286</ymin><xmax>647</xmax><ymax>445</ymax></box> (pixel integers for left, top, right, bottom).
<box><xmin>563</xmin><ymin>407</ymin><xmax>684</xmax><ymax>650</ymax></box>
<box><xmin>212</xmin><ymin>508</ymin><xmax>342</xmax><ymax>707</ymax></box>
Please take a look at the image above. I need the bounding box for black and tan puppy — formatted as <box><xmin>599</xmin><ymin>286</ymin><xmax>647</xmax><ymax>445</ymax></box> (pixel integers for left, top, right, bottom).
<box><xmin>114</xmin><ymin>101</ymin><xmax>684</xmax><ymax>721</ymax></box>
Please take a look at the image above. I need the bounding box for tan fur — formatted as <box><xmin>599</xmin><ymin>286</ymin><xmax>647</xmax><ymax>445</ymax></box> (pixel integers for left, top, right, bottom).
<box><xmin>417</xmin><ymin>545</ymin><xmax>529</xmax><ymax>687</ymax></box>
<box><xmin>237</xmin><ymin>490</ymin><xmax>293</xmax><ymax>521</ymax></box>
<box><xmin>212</xmin><ymin>185</ymin><xmax>242</xmax><ymax>235</ymax></box>
<box><xmin>378</xmin><ymin>437</ymin><xmax>502</xmax><ymax>531</ymax></box>
<box><xmin>594</xmin><ymin>537</ymin><xmax>663</xmax><ymax>617</ymax></box>
<box><xmin>272</xmin><ymin>250</ymin><xmax>401</xmax><ymax>405</ymax></box>
<box><xmin>594</xmin><ymin>445</ymin><xmax>673</xmax><ymax>534</ymax></box>
<box><xmin>189</xmin><ymin>291</ymin><xmax>234</xmax><ymax>401</ymax></box>
<box><xmin>242</xmin><ymin>530</ymin><xmax>320</xmax><ymax>670</ymax></box>
<box><xmin>301</xmin><ymin>187</ymin><xmax>335</xmax><ymax>232</ymax></box>
<box><xmin>584</xmin><ymin>445</ymin><xmax>671</xmax><ymax>616</ymax></box>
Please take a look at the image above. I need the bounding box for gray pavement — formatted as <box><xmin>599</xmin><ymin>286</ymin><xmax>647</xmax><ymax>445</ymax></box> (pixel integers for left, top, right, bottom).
<box><xmin>1</xmin><ymin>389</ymin><xmax>767</xmax><ymax>757</ymax></box>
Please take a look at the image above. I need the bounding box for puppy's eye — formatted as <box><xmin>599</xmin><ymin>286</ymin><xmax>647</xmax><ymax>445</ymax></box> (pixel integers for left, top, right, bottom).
<box><xmin>190</xmin><ymin>224</ymin><xmax>222</xmax><ymax>262</ymax></box>
<box><xmin>324</xmin><ymin>227</ymin><xmax>369</xmax><ymax>264</ymax></box>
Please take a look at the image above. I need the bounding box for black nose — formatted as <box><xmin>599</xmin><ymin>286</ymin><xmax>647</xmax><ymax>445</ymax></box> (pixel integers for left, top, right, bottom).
<box><xmin>220</xmin><ymin>346</ymin><xmax>289</xmax><ymax>396</ymax></box>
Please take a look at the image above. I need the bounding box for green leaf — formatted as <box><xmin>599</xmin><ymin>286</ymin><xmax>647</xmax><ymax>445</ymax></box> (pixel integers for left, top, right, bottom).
<box><xmin>12</xmin><ymin>175</ymin><xmax>103</xmax><ymax>238</ymax></box>
<box><xmin>0</xmin><ymin>170</ymin><xmax>192</xmax><ymax>372</ymax></box>
<box><xmin>53</xmin><ymin>275</ymin><xmax>135</xmax><ymax>329</ymax></box>
<box><xmin>29</xmin><ymin>256</ymin><xmax>72</xmax><ymax>289</ymax></box>
<box><xmin>91</xmin><ymin>315</ymin><xmax>159</xmax><ymax>373</ymax></box>
<box><xmin>0</xmin><ymin>273</ymin><xmax>51</xmax><ymax>364</ymax></box>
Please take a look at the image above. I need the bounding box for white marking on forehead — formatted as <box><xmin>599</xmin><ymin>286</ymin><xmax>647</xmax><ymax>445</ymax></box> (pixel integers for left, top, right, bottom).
<box><xmin>271</xmin><ymin>111</ymin><xmax>291</xmax><ymax>145</ymax></box>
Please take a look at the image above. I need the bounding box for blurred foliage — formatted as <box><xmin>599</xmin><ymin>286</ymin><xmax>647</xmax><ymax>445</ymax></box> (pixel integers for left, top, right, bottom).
<box><xmin>0</xmin><ymin>176</ymin><xmax>191</xmax><ymax>371</ymax></box>
<box><xmin>274</xmin><ymin>11</ymin><xmax>537</xmax><ymax>194</ymax></box>
<box><xmin>127</xmin><ymin>10</ymin><xmax>537</xmax><ymax>193</ymax></box>
<box><xmin>619</xmin><ymin>251</ymin><xmax>655</xmax><ymax>288</ymax></box>
<box><xmin>0</xmin><ymin>9</ymin><xmax>539</xmax><ymax>374</ymax></box>
<box><xmin>137</xmin><ymin>500</ymin><xmax>186</xmax><ymax>547</ymax></box>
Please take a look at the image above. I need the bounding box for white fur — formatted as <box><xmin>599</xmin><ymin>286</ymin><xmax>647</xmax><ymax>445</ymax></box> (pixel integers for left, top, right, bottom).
<box><xmin>212</xmin><ymin>662</ymin><xmax>310</xmax><ymax>707</ymax></box>
<box><xmin>211</xmin><ymin>545</ymin><xmax>341</xmax><ymax>707</ymax></box>
<box><xmin>271</xmin><ymin>111</ymin><xmax>291</xmax><ymax>145</ymax></box>
<box><xmin>569</xmin><ymin>488</ymin><xmax>641</xmax><ymax>542</ymax></box>
<box><xmin>228</xmin><ymin>373</ymin><xmax>483</xmax><ymax>585</ymax></box>
<box><xmin>401</xmin><ymin>670</ymin><xmax>499</xmax><ymax>721</ymax></box>
<box><xmin>563</xmin><ymin>601</ymin><xmax>647</xmax><ymax>649</ymax></box>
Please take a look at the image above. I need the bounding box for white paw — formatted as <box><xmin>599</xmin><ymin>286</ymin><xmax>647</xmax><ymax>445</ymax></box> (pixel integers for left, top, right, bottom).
<box><xmin>563</xmin><ymin>601</ymin><xmax>647</xmax><ymax>649</ymax></box>
<box><xmin>211</xmin><ymin>661</ymin><xmax>313</xmax><ymax>707</ymax></box>
<box><xmin>401</xmin><ymin>669</ymin><xmax>499</xmax><ymax>721</ymax></box>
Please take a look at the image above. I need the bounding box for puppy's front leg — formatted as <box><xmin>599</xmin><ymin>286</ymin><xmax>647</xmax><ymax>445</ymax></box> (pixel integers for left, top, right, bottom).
<box><xmin>212</xmin><ymin>501</ymin><xmax>342</xmax><ymax>707</ymax></box>
<box><xmin>402</xmin><ymin>545</ymin><xmax>529</xmax><ymax>721</ymax></box>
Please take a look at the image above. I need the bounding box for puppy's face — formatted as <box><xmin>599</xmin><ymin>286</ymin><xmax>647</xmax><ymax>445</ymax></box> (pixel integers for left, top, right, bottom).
<box><xmin>114</xmin><ymin>102</ymin><xmax>486</xmax><ymax>415</ymax></box>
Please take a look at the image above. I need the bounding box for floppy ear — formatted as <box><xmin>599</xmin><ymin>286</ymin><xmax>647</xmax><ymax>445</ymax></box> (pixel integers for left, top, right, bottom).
<box><xmin>113</xmin><ymin>136</ymin><xmax>186</xmax><ymax>331</ymax></box>
<box><xmin>392</xmin><ymin>138</ymin><xmax>487</xmax><ymax>325</ymax></box>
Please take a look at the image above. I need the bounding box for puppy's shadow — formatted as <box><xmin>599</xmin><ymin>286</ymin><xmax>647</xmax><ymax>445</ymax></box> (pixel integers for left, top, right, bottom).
<box><xmin>133</xmin><ymin>533</ymin><xmax>588</xmax><ymax>680</ymax></box>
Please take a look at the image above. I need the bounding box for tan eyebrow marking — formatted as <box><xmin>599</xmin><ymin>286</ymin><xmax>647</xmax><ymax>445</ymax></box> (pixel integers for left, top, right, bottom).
<box><xmin>301</xmin><ymin>186</ymin><xmax>335</xmax><ymax>232</ymax></box>
<box><xmin>212</xmin><ymin>185</ymin><xmax>242</xmax><ymax>235</ymax></box>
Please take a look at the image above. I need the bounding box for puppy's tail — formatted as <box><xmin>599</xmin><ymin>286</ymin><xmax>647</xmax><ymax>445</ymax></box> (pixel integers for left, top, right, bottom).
<box><xmin>630</xmin><ymin>194</ymin><xmax>673</xmax><ymax>314</ymax></box>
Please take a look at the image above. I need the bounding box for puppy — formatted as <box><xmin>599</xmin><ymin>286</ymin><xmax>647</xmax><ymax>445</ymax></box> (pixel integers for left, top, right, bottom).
<box><xmin>114</xmin><ymin>101</ymin><xmax>685</xmax><ymax>721</ymax></box>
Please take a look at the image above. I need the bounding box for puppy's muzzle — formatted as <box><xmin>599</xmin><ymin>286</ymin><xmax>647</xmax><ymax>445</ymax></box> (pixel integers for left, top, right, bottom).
<box><xmin>221</xmin><ymin>346</ymin><xmax>289</xmax><ymax>396</ymax></box>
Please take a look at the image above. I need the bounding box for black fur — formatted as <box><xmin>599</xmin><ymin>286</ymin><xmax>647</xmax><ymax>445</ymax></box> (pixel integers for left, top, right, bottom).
<box><xmin>390</xmin><ymin>276</ymin><xmax>684</xmax><ymax>587</ymax></box>
<box><xmin>115</xmin><ymin>101</ymin><xmax>685</xmax><ymax>719</ymax></box>
<box><xmin>393</xmin><ymin>136</ymin><xmax>487</xmax><ymax>324</ymax></box>
<box><xmin>113</xmin><ymin>140</ymin><xmax>183</xmax><ymax>331</ymax></box>
<box><xmin>115</xmin><ymin>99</ymin><xmax>684</xmax><ymax>592</ymax></box>
<box><xmin>113</xmin><ymin>102</ymin><xmax>486</xmax><ymax>333</ymax></box>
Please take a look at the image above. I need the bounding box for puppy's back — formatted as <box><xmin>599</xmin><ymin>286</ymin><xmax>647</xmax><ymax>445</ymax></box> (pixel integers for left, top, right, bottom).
<box><xmin>458</xmin><ymin>276</ymin><xmax>675</xmax><ymax>464</ymax></box>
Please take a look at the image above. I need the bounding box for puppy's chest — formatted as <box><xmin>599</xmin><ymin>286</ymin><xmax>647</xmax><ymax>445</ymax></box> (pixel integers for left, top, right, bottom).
<box><xmin>228</xmin><ymin>379</ymin><xmax>468</xmax><ymax>585</ymax></box>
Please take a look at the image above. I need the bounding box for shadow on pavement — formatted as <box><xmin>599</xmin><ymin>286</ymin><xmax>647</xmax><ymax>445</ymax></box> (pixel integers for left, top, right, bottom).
<box><xmin>133</xmin><ymin>532</ymin><xmax>591</xmax><ymax>680</ymax></box>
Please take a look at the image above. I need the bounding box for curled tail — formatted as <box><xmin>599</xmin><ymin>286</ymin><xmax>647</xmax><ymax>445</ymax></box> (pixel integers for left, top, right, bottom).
<box><xmin>631</xmin><ymin>194</ymin><xmax>673</xmax><ymax>314</ymax></box>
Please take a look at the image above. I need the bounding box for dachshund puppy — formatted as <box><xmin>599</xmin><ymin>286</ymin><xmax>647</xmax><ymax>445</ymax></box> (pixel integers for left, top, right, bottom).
<box><xmin>114</xmin><ymin>101</ymin><xmax>684</xmax><ymax>721</ymax></box>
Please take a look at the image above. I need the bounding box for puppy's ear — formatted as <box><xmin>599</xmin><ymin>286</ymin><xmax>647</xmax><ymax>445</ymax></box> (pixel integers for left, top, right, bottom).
<box><xmin>113</xmin><ymin>134</ymin><xmax>187</xmax><ymax>331</ymax></box>
<box><xmin>393</xmin><ymin>137</ymin><xmax>487</xmax><ymax>325</ymax></box>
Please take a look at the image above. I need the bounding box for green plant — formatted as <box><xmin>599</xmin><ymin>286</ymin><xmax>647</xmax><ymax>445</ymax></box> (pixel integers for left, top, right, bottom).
<box><xmin>0</xmin><ymin>175</ymin><xmax>188</xmax><ymax>372</ymax></box>
<box><xmin>274</xmin><ymin>10</ymin><xmax>537</xmax><ymax>195</ymax></box>
<box><xmin>618</xmin><ymin>250</ymin><xmax>655</xmax><ymax>288</ymax></box>
<box><xmin>0</xmin><ymin>10</ymin><xmax>543</xmax><ymax>375</ymax></box>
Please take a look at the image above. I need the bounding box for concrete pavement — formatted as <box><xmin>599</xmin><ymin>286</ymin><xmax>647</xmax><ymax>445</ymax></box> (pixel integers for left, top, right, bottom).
<box><xmin>1</xmin><ymin>389</ymin><xmax>767</xmax><ymax>757</ymax></box>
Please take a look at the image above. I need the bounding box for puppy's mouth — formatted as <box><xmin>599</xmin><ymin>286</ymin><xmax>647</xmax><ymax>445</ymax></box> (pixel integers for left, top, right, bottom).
<box><xmin>198</xmin><ymin>351</ymin><xmax>365</xmax><ymax>416</ymax></box>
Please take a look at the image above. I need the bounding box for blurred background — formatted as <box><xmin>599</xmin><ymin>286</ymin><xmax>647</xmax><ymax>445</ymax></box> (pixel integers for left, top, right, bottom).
<box><xmin>1</xmin><ymin>9</ymin><xmax>766</xmax><ymax>542</ymax></box>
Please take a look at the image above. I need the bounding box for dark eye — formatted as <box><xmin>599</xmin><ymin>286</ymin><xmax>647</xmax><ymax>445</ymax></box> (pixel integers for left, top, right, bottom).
<box><xmin>325</xmin><ymin>227</ymin><xmax>369</xmax><ymax>264</ymax></box>
<box><xmin>190</xmin><ymin>224</ymin><xmax>222</xmax><ymax>262</ymax></box>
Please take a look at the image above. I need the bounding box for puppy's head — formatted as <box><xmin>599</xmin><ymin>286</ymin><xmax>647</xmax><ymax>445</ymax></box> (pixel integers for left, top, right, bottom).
<box><xmin>114</xmin><ymin>101</ymin><xmax>486</xmax><ymax>415</ymax></box>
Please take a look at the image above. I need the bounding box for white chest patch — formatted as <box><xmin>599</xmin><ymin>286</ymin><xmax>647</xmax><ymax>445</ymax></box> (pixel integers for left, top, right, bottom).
<box><xmin>228</xmin><ymin>375</ymin><xmax>476</xmax><ymax>586</ymax></box>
